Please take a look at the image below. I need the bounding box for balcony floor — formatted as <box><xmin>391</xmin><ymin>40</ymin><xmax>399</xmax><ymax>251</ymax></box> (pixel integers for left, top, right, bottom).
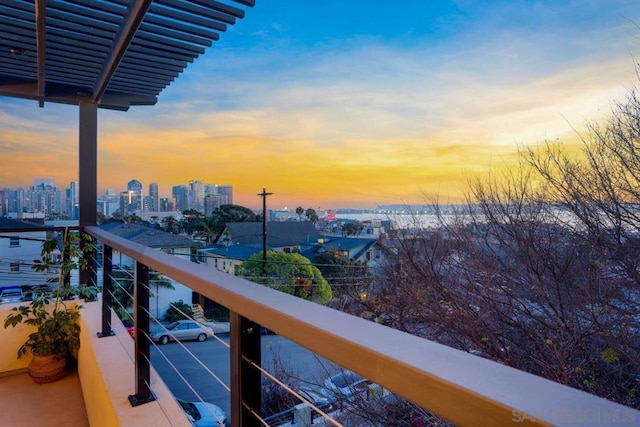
<box><xmin>0</xmin><ymin>369</ymin><xmax>89</xmax><ymax>426</ymax></box>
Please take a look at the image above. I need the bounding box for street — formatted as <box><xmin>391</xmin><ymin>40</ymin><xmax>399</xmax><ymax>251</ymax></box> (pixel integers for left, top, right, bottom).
<box><xmin>151</xmin><ymin>334</ymin><xmax>338</xmax><ymax>419</ymax></box>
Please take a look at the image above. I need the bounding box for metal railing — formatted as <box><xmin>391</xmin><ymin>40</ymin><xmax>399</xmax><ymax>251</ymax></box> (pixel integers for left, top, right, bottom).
<box><xmin>84</xmin><ymin>225</ymin><xmax>638</xmax><ymax>427</ymax></box>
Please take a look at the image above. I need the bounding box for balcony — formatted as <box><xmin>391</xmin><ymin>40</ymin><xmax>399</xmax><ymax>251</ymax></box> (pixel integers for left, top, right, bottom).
<box><xmin>1</xmin><ymin>2</ymin><xmax>639</xmax><ymax>426</ymax></box>
<box><xmin>2</xmin><ymin>225</ymin><xmax>639</xmax><ymax>426</ymax></box>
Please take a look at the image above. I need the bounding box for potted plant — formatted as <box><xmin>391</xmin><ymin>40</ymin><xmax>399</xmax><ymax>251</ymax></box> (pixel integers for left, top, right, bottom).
<box><xmin>3</xmin><ymin>229</ymin><xmax>97</xmax><ymax>383</ymax></box>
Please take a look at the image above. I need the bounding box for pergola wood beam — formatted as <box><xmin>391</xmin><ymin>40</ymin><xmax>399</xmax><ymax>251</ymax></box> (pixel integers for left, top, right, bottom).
<box><xmin>92</xmin><ymin>0</ymin><xmax>152</xmax><ymax>103</ymax></box>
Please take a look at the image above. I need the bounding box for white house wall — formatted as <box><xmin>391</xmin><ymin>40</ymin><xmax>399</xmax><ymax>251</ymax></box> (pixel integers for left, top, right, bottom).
<box><xmin>0</xmin><ymin>230</ymin><xmax>49</xmax><ymax>288</ymax></box>
<box><xmin>113</xmin><ymin>249</ymin><xmax>194</xmax><ymax>321</ymax></box>
<box><xmin>150</xmin><ymin>277</ymin><xmax>193</xmax><ymax>321</ymax></box>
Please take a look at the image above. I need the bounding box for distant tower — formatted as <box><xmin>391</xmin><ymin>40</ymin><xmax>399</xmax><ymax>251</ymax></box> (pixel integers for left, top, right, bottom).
<box><xmin>189</xmin><ymin>180</ymin><xmax>205</xmax><ymax>213</ymax></box>
<box><xmin>126</xmin><ymin>179</ymin><xmax>143</xmax><ymax>212</ymax></box>
<box><xmin>217</xmin><ymin>185</ymin><xmax>233</xmax><ymax>206</ymax></box>
<box><xmin>172</xmin><ymin>185</ymin><xmax>190</xmax><ymax>212</ymax></box>
<box><xmin>28</xmin><ymin>179</ymin><xmax>61</xmax><ymax>215</ymax></box>
<box><xmin>67</xmin><ymin>181</ymin><xmax>78</xmax><ymax>219</ymax></box>
<box><xmin>148</xmin><ymin>182</ymin><xmax>159</xmax><ymax>212</ymax></box>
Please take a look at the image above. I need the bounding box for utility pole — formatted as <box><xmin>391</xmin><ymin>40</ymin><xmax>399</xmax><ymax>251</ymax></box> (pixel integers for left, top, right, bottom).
<box><xmin>258</xmin><ymin>188</ymin><xmax>273</xmax><ymax>277</ymax></box>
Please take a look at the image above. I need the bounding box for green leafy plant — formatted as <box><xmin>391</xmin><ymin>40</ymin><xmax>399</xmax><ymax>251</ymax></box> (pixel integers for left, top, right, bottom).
<box><xmin>3</xmin><ymin>229</ymin><xmax>97</xmax><ymax>360</ymax></box>
<box><xmin>205</xmin><ymin>306</ymin><xmax>229</xmax><ymax>322</ymax></box>
<box><xmin>164</xmin><ymin>300</ymin><xmax>193</xmax><ymax>323</ymax></box>
<box><xmin>4</xmin><ymin>293</ymin><xmax>81</xmax><ymax>359</ymax></box>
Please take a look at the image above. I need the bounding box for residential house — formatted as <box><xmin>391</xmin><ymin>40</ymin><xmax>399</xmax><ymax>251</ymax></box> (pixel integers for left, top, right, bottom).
<box><xmin>301</xmin><ymin>234</ymin><xmax>386</xmax><ymax>269</ymax></box>
<box><xmin>100</xmin><ymin>222</ymin><xmax>198</xmax><ymax>319</ymax></box>
<box><xmin>199</xmin><ymin>221</ymin><xmax>387</xmax><ymax>275</ymax></box>
<box><xmin>0</xmin><ymin>218</ymin><xmax>49</xmax><ymax>290</ymax></box>
<box><xmin>198</xmin><ymin>244</ymin><xmax>262</xmax><ymax>276</ymax></box>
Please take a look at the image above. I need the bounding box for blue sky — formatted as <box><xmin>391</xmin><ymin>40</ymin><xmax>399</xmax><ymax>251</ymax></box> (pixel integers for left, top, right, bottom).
<box><xmin>1</xmin><ymin>1</ymin><xmax>639</xmax><ymax>209</ymax></box>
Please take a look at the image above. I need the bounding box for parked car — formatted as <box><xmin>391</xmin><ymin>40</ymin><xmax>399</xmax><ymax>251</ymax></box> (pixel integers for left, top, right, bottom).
<box><xmin>263</xmin><ymin>387</ymin><xmax>335</xmax><ymax>426</ymax></box>
<box><xmin>297</xmin><ymin>386</ymin><xmax>335</xmax><ymax>411</ymax></box>
<box><xmin>22</xmin><ymin>284</ymin><xmax>54</xmax><ymax>301</ymax></box>
<box><xmin>150</xmin><ymin>320</ymin><xmax>214</xmax><ymax>344</ymax></box>
<box><xmin>322</xmin><ymin>370</ymin><xmax>371</xmax><ymax>400</ymax></box>
<box><xmin>0</xmin><ymin>286</ymin><xmax>25</xmax><ymax>304</ymax></box>
<box><xmin>177</xmin><ymin>398</ymin><xmax>228</xmax><ymax>427</ymax></box>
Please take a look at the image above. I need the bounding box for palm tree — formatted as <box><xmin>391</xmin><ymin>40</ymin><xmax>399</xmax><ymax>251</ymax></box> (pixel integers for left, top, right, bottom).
<box><xmin>305</xmin><ymin>208</ymin><xmax>319</xmax><ymax>223</ymax></box>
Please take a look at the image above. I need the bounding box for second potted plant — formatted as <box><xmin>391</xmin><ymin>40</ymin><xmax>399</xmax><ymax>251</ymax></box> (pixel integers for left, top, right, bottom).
<box><xmin>3</xmin><ymin>229</ymin><xmax>96</xmax><ymax>383</ymax></box>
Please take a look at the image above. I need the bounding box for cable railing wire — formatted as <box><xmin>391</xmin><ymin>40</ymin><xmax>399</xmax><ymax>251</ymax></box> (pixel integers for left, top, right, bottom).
<box><xmin>108</xmin><ymin>270</ymin><xmax>343</xmax><ymax>427</ymax></box>
<box><xmin>138</xmin><ymin>330</ymin><xmax>227</xmax><ymax>427</ymax></box>
<box><xmin>104</xmin><ymin>281</ymin><xmax>228</xmax><ymax>425</ymax></box>
<box><xmin>138</xmin><ymin>290</ymin><xmax>328</xmax><ymax>426</ymax></box>
<box><xmin>139</xmin><ymin>298</ymin><xmax>230</xmax><ymax>425</ymax></box>
<box><xmin>95</xmin><ymin>247</ymin><xmax>353</xmax><ymax>426</ymax></box>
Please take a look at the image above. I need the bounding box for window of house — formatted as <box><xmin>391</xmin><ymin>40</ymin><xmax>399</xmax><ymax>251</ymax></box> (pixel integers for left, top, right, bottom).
<box><xmin>10</xmin><ymin>262</ymin><xmax>19</xmax><ymax>272</ymax></box>
<box><xmin>9</xmin><ymin>237</ymin><xmax>20</xmax><ymax>247</ymax></box>
<box><xmin>283</xmin><ymin>247</ymin><xmax>291</xmax><ymax>254</ymax></box>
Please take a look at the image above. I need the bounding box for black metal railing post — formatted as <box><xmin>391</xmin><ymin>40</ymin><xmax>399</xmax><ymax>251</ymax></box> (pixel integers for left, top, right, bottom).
<box><xmin>128</xmin><ymin>261</ymin><xmax>155</xmax><ymax>406</ymax></box>
<box><xmin>230</xmin><ymin>311</ymin><xmax>262</xmax><ymax>427</ymax></box>
<box><xmin>98</xmin><ymin>244</ymin><xmax>114</xmax><ymax>337</ymax></box>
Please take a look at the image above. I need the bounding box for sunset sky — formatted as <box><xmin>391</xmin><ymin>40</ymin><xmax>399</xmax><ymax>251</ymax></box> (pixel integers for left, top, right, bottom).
<box><xmin>1</xmin><ymin>1</ymin><xmax>639</xmax><ymax>210</ymax></box>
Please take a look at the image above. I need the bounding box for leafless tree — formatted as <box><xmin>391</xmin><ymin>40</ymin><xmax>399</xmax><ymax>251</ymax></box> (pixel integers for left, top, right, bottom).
<box><xmin>350</xmin><ymin>76</ymin><xmax>640</xmax><ymax>409</ymax></box>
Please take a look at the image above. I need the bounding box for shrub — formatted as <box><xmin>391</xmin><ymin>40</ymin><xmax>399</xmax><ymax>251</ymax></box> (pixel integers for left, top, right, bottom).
<box><xmin>164</xmin><ymin>300</ymin><xmax>193</xmax><ymax>323</ymax></box>
<box><xmin>204</xmin><ymin>307</ymin><xmax>229</xmax><ymax>322</ymax></box>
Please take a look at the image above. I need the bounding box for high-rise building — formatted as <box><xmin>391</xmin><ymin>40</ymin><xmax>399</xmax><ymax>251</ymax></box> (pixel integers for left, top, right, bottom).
<box><xmin>172</xmin><ymin>185</ymin><xmax>190</xmax><ymax>212</ymax></box>
<box><xmin>0</xmin><ymin>189</ymin><xmax>9</xmax><ymax>217</ymax></box>
<box><xmin>119</xmin><ymin>190</ymin><xmax>135</xmax><ymax>214</ymax></box>
<box><xmin>159</xmin><ymin>197</ymin><xmax>174</xmax><ymax>212</ymax></box>
<box><xmin>148</xmin><ymin>182</ymin><xmax>159</xmax><ymax>212</ymax></box>
<box><xmin>189</xmin><ymin>180</ymin><xmax>205</xmax><ymax>213</ymax></box>
<box><xmin>204</xmin><ymin>194</ymin><xmax>223</xmax><ymax>214</ymax></box>
<box><xmin>26</xmin><ymin>179</ymin><xmax>62</xmax><ymax>215</ymax></box>
<box><xmin>126</xmin><ymin>179</ymin><xmax>143</xmax><ymax>212</ymax></box>
<box><xmin>97</xmin><ymin>189</ymin><xmax>120</xmax><ymax>217</ymax></box>
<box><xmin>217</xmin><ymin>185</ymin><xmax>233</xmax><ymax>206</ymax></box>
<box><xmin>14</xmin><ymin>188</ymin><xmax>24</xmax><ymax>214</ymax></box>
<box><xmin>202</xmin><ymin>184</ymin><xmax>233</xmax><ymax>215</ymax></box>
<box><xmin>66</xmin><ymin>181</ymin><xmax>78</xmax><ymax>219</ymax></box>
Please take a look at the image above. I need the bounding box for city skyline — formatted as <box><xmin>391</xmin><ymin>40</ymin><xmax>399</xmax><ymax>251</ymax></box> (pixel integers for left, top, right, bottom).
<box><xmin>1</xmin><ymin>1</ymin><xmax>640</xmax><ymax>209</ymax></box>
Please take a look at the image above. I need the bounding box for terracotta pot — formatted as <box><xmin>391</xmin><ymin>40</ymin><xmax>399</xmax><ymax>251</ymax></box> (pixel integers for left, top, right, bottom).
<box><xmin>28</xmin><ymin>354</ymin><xmax>68</xmax><ymax>384</ymax></box>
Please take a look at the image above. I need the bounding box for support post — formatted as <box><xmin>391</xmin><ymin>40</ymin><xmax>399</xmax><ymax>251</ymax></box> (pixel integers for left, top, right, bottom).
<box><xmin>230</xmin><ymin>311</ymin><xmax>262</xmax><ymax>427</ymax></box>
<box><xmin>78</xmin><ymin>100</ymin><xmax>97</xmax><ymax>289</ymax></box>
<box><xmin>129</xmin><ymin>261</ymin><xmax>155</xmax><ymax>406</ymax></box>
<box><xmin>257</xmin><ymin>188</ymin><xmax>272</xmax><ymax>277</ymax></box>
<box><xmin>98</xmin><ymin>244</ymin><xmax>114</xmax><ymax>337</ymax></box>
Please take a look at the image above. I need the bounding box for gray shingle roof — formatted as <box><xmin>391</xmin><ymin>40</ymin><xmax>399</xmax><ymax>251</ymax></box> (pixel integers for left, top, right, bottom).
<box><xmin>0</xmin><ymin>218</ymin><xmax>46</xmax><ymax>230</ymax></box>
<box><xmin>100</xmin><ymin>222</ymin><xmax>195</xmax><ymax>248</ymax></box>
<box><xmin>219</xmin><ymin>221</ymin><xmax>319</xmax><ymax>248</ymax></box>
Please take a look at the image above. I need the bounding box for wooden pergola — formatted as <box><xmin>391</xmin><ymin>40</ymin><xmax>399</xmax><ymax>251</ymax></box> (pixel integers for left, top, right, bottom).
<box><xmin>0</xmin><ymin>0</ymin><xmax>254</xmax><ymax>227</ymax></box>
